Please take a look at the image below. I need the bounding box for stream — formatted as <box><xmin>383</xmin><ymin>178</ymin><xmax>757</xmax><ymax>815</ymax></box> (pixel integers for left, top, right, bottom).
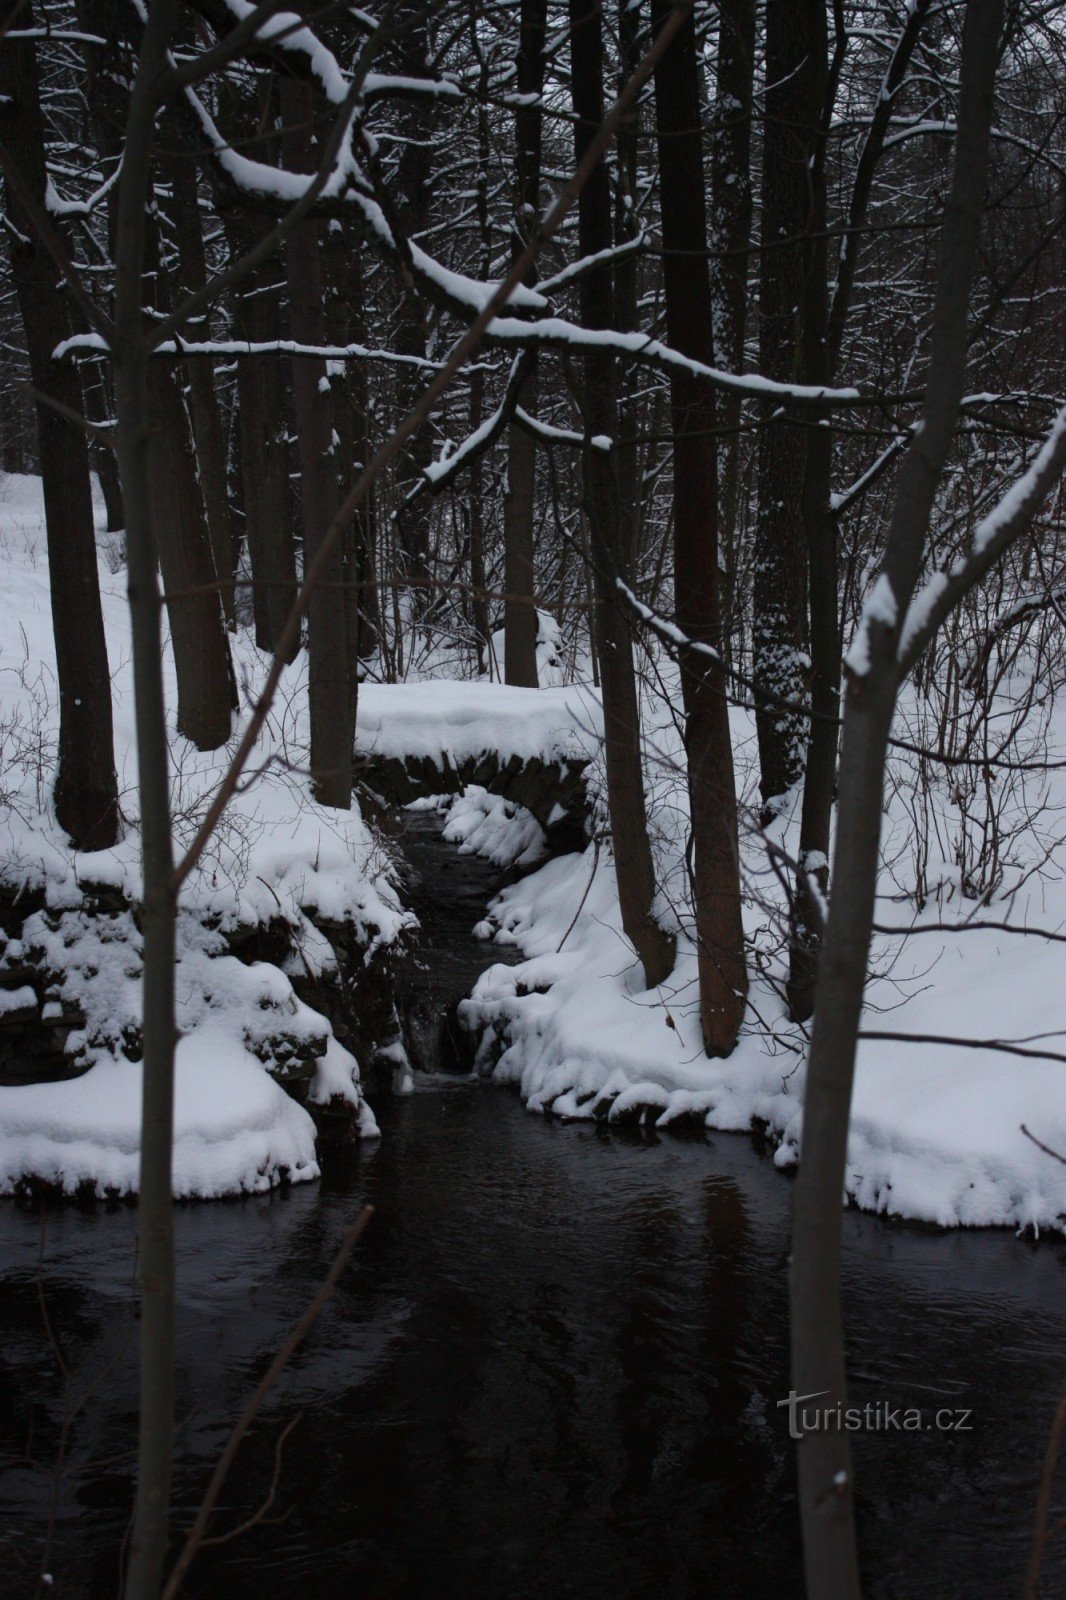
<box><xmin>0</xmin><ymin>813</ymin><xmax>1064</xmax><ymax>1599</ymax></box>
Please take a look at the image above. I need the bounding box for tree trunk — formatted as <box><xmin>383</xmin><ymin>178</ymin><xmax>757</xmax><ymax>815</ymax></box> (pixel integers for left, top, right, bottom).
<box><xmin>147</xmin><ymin>355</ymin><xmax>235</xmax><ymax>751</ymax></box>
<box><xmin>228</xmin><ymin>230</ymin><xmax>299</xmax><ymax>658</ymax></box>
<box><xmin>112</xmin><ymin>8</ymin><xmax>183</xmax><ymax>1593</ymax></box>
<box><xmin>503</xmin><ymin>0</ymin><xmax>547</xmax><ymax>688</ymax></box>
<box><xmin>0</xmin><ymin>20</ymin><xmax>119</xmax><ymax>852</ymax></box>
<box><xmin>790</xmin><ymin>7</ymin><xmax>1003</xmax><ymax>1596</ymax></box>
<box><xmin>468</xmin><ymin>369</ymin><xmax>492</xmax><ymax>674</ymax></box>
<box><xmin>389</xmin><ymin>2</ymin><xmax>439</xmax><ymax>617</ymax></box>
<box><xmin>82</xmin><ymin>361</ymin><xmax>126</xmax><ymax>532</ymax></box>
<box><xmin>785</xmin><ymin>1</ymin><xmax>832</xmax><ymax>1022</ymax></box>
<box><xmin>652</xmin><ymin>0</ymin><xmax>747</xmax><ymax>1054</ymax></box>
<box><xmin>789</xmin><ymin>0</ymin><xmax>934</xmax><ymax>1021</ymax></box>
<box><xmin>752</xmin><ymin>0</ymin><xmax>823</xmax><ymax>816</ymax></box>
<box><xmin>503</xmin><ymin>392</ymin><xmax>540</xmax><ymax>686</ymax></box>
<box><xmin>281</xmin><ymin>76</ymin><xmax>352</xmax><ymax>809</ymax></box>
<box><xmin>570</xmin><ymin>0</ymin><xmax>674</xmax><ymax>991</ymax></box>
<box><xmin>168</xmin><ymin>141</ymin><xmax>239</xmax><ymax>626</ymax></box>
<box><xmin>710</xmin><ymin>0</ymin><xmax>755</xmax><ymax>661</ymax></box>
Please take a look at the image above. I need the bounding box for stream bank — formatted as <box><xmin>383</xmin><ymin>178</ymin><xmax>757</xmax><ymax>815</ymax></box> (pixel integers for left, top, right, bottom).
<box><xmin>0</xmin><ymin>817</ymin><xmax>1064</xmax><ymax>1600</ymax></box>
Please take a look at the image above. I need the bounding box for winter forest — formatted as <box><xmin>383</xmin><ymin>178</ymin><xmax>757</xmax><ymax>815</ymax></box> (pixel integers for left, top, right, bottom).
<box><xmin>0</xmin><ymin>0</ymin><xmax>1064</xmax><ymax>1595</ymax></box>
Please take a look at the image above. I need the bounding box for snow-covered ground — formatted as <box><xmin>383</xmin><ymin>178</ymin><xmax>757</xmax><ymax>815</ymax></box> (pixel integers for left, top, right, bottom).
<box><xmin>450</xmin><ymin>693</ymin><xmax>1066</xmax><ymax>1235</ymax></box>
<box><xmin>2</xmin><ymin>469</ymin><xmax>1065</xmax><ymax>1228</ymax></box>
<box><xmin>0</xmin><ymin>475</ymin><xmax>404</xmax><ymax>1197</ymax></box>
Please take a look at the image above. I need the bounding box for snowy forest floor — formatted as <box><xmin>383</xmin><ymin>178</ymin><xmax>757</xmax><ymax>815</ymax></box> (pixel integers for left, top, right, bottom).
<box><xmin>1</xmin><ymin>474</ymin><xmax>1065</xmax><ymax>1230</ymax></box>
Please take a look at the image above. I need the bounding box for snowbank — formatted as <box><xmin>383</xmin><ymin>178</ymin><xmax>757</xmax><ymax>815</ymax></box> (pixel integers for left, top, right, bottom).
<box><xmin>459</xmin><ymin>693</ymin><xmax>1066</xmax><ymax>1235</ymax></box>
<box><xmin>411</xmin><ymin>787</ymin><xmax>548</xmax><ymax>870</ymax></box>
<box><xmin>356</xmin><ymin>679</ymin><xmax>602</xmax><ymax>770</ymax></box>
<box><xmin>0</xmin><ymin>474</ymin><xmax>398</xmax><ymax>1198</ymax></box>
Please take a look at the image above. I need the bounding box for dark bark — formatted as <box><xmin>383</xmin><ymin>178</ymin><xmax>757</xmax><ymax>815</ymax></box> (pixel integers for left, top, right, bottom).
<box><xmin>168</xmin><ymin>140</ymin><xmax>239</xmax><ymax>626</ymax></box>
<box><xmin>503</xmin><ymin>0</ymin><xmax>548</xmax><ymax>688</ymax></box>
<box><xmin>144</xmin><ymin>222</ymin><xmax>234</xmax><ymax>753</ymax></box>
<box><xmin>710</xmin><ymin>0</ymin><xmax>755</xmax><ymax>657</ymax></box>
<box><xmin>78</xmin><ymin>0</ymin><xmax>233</xmax><ymax>753</ymax></box>
<box><xmin>146</xmin><ymin>355</ymin><xmax>234</xmax><ymax>750</ymax></box>
<box><xmin>752</xmin><ymin>0</ymin><xmax>823</xmax><ymax>814</ymax></box>
<box><xmin>468</xmin><ymin>369</ymin><xmax>492</xmax><ymax>674</ymax></box>
<box><xmin>790</xmin><ymin>7</ymin><xmax>1004</xmax><ymax>1596</ymax></box>
<box><xmin>281</xmin><ymin>76</ymin><xmax>352</xmax><ymax>809</ymax></box>
<box><xmin>322</xmin><ymin>219</ymin><xmax>372</xmax><ymax>733</ymax></box>
<box><xmin>787</xmin><ymin>2</ymin><xmax>833</xmax><ymax>1022</ymax></box>
<box><xmin>228</xmin><ymin>228</ymin><xmax>299</xmax><ymax>658</ymax></box>
<box><xmin>789</xmin><ymin>0</ymin><xmax>933</xmax><ymax>1021</ymax></box>
<box><xmin>504</xmin><ymin>390</ymin><xmax>540</xmax><ymax>686</ymax></box>
<box><xmin>111</xmin><ymin>8</ymin><xmax>183</xmax><ymax>1593</ymax></box>
<box><xmin>389</xmin><ymin>1</ymin><xmax>439</xmax><ymax>614</ymax></box>
<box><xmin>570</xmin><ymin>0</ymin><xmax>674</xmax><ymax>991</ymax></box>
<box><xmin>652</xmin><ymin>0</ymin><xmax>747</xmax><ymax>1053</ymax></box>
<box><xmin>81</xmin><ymin>361</ymin><xmax>126</xmax><ymax>531</ymax></box>
<box><xmin>613</xmin><ymin>0</ymin><xmax>643</xmax><ymax>579</ymax></box>
<box><xmin>467</xmin><ymin>5</ymin><xmax>493</xmax><ymax>677</ymax></box>
<box><xmin>0</xmin><ymin>20</ymin><xmax>119</xmax><ymax>852</ymax></box>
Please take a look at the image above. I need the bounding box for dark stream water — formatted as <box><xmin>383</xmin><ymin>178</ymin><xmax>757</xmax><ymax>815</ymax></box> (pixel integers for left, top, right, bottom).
<box><xmin>0</xmin><ymin>814</ymin><xmax>1064</xmax><ymax>1600</ymax></box>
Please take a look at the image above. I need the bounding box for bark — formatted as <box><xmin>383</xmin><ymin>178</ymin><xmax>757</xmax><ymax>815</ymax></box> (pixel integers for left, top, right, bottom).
<box><xmin>168</xmin><ymin>140</ymin><xmax>239</xmax><ymax>626</ymax></box>
<box><xmin>468</xmin><ymin>369</ymin><xmax>492</xmax><ymax>674</ymax></box>
<box><xmin>389</xmin><ymin>1</ymin><xmax>438</xmax><ymax>615</ymax></box>
<box><xmin>281</xmin><ymin>76</ymin><xmax>352</xmax><ymax>809</ymax></box>
<box><xmin>79</xmin><ymin>0</ymin><xmax>233</xmax><ymax>753</ymax></box>
<box><xmin>144</xmin><ymin>222</ymin><xmax>233</xmax><ymax>753</ymax></box>
<box><xmin>503</xmin><ymin>0</ymin><xmax>547</xmax><ymax>688</ymax></box>
<box><xmin>227</xmin><ymin>226</ymin><xmax>299</xmax><ymax>657</ymax></box>
<box><xmin>752</xmin><ymin>0</ymin><xmax>823</xmax><ymax>815</ymax></box>
<box><xmin>504</xmin><ymin>395</ymin><xmax>540</xmax><ymax>685</ymax></box>
<box><xmin>147</xmin><ymin>355</ymin><xmax>235</xmax><ymax>751</ymax></box>
<box><xmin>570</xmin><ymin>0</ymin><xmax>674</xmax><ymax>991</ymax></box>
<box><xmin>652</xmin><ymin>0</ymin><xmax>747</xmax><ymax>1053</ymax></box>
<box><xmin>0</xmin><ymin>20</ymin><xmax>119</xmax><ymax>852</ymax></box>
<box><xmin>467</xmin><ymin>5</ymin><xmax>494</xmax><ymax>677</ymax></box>
<box><xmin>787</xmin><ymin>2</ymin><xmax>832</xmax><ymax>1022</ymax></box>
<box><xmin>81</xmin><ymin>361</ymin><xmax>125</xmax><ymax>532</ymax></box>
<box><xmin>613</xmin><ymin>0</ymin><xmax>643</xmax><ymax>578</ymax></box>
<box><xmin>322</xmin><ymin>218</ymin><xmax>371</xmax><ymax>733</ymax></box>
<box><xmin>710</xmin><ymin>0</ymin><xmax>755</xmax><ymax>657</ymax></box>
<box><xmin>789</xmin><ymin>7</ymin><xmax>1003</xmax><ymax>1596</ymax></box>
<box><xmin>112</xmin><ymin>9</ymin><xmax>183</xmax><ymax>1594</ymax></box>
<box><xmin>789</xmin><ymin>0</ymin><xmax>933</xmax><ymax>1021</ymax></box>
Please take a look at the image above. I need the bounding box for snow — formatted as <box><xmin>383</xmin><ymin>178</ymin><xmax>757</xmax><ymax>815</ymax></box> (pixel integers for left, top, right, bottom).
<box><xmin>458</xmin><ymin>674</ymin><xmax>1066</xmax><ymax>1235</ymax></box>
<box><xmin>898</xmin><ymin>569</ymin><xmax>950</xmax><ymax>663</ymax></box>
<box><xmin>356</xmin><ymin>677</ymin><xmax>602</xmax><ymax>768</ymax></box>
<box><xmin>844</xmin><ymin>571</ymin><xmax>898</xmax><ymax>677</ymax></box>
<box><xmin>0</xmin><ymin>474</ymin><xmax>396</xmax><ymax>1199</ymax></box>
<box><xmin>971</xmin><ymin>403</ymin><xmax>1066</xmax><ymax>556</ymax></box>
<box><xmin>4</xmin><ymin>462</ymin><xmax>1066</xmax><ymax>1229</ymax></box>
<box><xmin>421</xmin><ymin>787</ymin><xmax>547</xmax><ymax>870</ymax></box>
<box><xmin>0</xmin><ymin>1039</ymin><xmax>319</xmax><ymax>1201</ymax></box>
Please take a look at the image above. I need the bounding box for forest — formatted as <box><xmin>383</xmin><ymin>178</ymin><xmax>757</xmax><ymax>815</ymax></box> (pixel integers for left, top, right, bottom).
<box><xmin>0</xmin><ymin>0</ymin><xmax>1064</xmax><ymax>1596</ymax></box>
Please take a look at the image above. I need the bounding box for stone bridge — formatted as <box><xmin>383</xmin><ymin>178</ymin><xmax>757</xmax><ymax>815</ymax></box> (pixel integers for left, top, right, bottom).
<box><xmin>354</xmin><ymin>681</ymin><xmax>602</xmax><ymax>853</ymax></box>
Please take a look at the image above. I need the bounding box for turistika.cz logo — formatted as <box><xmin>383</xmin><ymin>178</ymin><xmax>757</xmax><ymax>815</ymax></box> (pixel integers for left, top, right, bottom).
<box><xmin>777</xmin><ymin>1390</ymin><xmax>974</xmax><ymax>1441</ymax></box>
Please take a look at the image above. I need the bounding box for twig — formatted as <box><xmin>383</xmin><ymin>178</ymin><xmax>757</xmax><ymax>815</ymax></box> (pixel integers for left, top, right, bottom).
<box><xmin>556</xmin><ymin>837</ymin><xmax>601</xmax><ymax>952</ymax></box>
<box><xmin>159</xmin><ymin>1204</ymin><xmax>374</xmax><ymax>1600</ymax></box>
<box><xmin>1021</xmin><ymin>1126</ymin><xmax>1066</xmax><ymax>1166</ymax></box>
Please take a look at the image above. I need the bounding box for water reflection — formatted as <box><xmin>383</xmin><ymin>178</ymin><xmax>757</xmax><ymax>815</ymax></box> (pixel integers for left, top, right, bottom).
<box><xmin>0</xmin><ymin>821</ymin><xmax>1063</xmax><ymax>1600</ymax></box>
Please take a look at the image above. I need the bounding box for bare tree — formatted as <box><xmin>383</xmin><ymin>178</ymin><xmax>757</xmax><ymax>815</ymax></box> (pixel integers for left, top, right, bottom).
<box><xmin>503</xmin><ymin>0</ymin><xmax>547</xmax><ymax>688</ymax></box>
<box><xmin>652</xmin><ymin>0</ymin><xmax>747</xmax><ymax>1054</ymax></box>
<box><xmin>787</xmin><ymin>7</ymin><xmax>1066</xmax><ymax>1596</ymax></box>
<box><xmin>0</xmin><ymin>10</ymin><xmax>119</xmax><ymax>851</ymax></box>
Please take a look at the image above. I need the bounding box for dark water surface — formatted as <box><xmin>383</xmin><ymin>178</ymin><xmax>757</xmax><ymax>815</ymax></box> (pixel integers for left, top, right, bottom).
<box><xmin>1</xmin><ymin>818</ymin><xmax>1063</xmax><ymax>1600</ymax></box>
